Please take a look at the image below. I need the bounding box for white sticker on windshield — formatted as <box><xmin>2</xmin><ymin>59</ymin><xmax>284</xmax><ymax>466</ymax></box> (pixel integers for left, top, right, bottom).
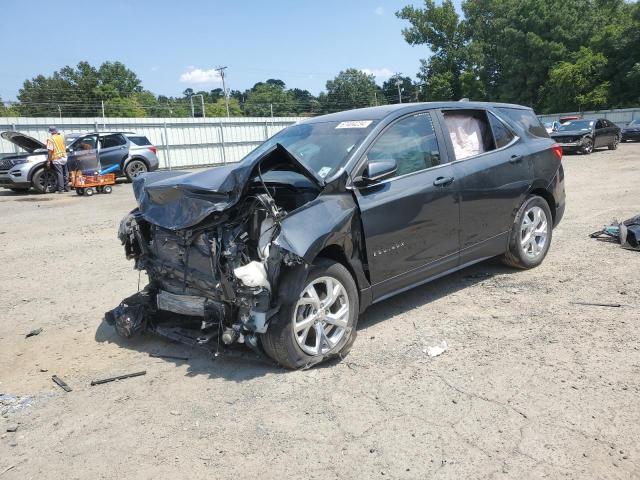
<box><xmin>318</xmin><ymin>166</ymin><xmax>332</xmax><ymax>178</ymax></box>
<box><xmin>335</xmin><ymin>120</ymin><xmax>372</xmax><ymax>129</ymax></box>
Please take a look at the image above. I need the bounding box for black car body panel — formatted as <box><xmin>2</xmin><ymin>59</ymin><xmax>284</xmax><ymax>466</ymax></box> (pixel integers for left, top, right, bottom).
<box><xmin>621</xmin><ymin>120</ymin><xmax>640</xmax><ymax>141</ymax></box>
<box><xmin>113</xmin><ymin>101</ymin><xmax>565</xmax><ymax>357</ymax></box>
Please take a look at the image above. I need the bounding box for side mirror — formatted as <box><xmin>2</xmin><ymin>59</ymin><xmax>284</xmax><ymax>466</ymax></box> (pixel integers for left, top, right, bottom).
<box><xmin>355</xmin><ymin>159</ymin><xmax>397</xmax><ymax>187</ymax></box>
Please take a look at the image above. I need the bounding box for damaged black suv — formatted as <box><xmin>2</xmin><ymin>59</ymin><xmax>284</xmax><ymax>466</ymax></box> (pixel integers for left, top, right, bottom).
<box><xmin>110</xmin><ymin>102</ymin><xmax>566</xmax><ymax>369</ymax></box>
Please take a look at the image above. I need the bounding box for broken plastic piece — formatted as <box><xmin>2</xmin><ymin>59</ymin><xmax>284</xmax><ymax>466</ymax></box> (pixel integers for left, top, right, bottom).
<box><xmin>425</xmin><ymin>340</ymin><xmax>449</xmax><ymax>357</ymax></box>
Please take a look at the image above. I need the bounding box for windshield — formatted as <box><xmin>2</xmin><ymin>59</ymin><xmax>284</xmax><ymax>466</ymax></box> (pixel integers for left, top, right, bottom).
<box><xmin>249</xmin><ymin>120</ymin><xmax>377</xmax><ymax>179</ymax></box>
<box><xmin>558</xmin><ymin>120</ymin><xmax>594</xmax><ymax>132</ymax></box>
<box><xmin>629</xmin><ymin>119</ymin><xmax>640</xmax><ymax>127</ymax></box>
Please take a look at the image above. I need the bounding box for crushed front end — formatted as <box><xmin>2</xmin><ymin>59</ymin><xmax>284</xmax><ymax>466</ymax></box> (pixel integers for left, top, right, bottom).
<box><xmin>107</xmin><ymin>144</ymin><xmax>321</xmax><ymax>353</ymax></box>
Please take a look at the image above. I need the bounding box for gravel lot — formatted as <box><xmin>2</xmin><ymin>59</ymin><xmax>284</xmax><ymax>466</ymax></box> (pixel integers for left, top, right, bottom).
<box><xmin>1</xmin><ymin>144</ymin><xmax>639</xmax><ymax>479</ymax></box>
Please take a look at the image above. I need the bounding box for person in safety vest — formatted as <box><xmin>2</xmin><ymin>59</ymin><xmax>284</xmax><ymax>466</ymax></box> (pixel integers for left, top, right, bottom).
<box><xmin>46</xmin><ymin>126</ymin><xmax>69</xmax><ymax>193</ymax></box>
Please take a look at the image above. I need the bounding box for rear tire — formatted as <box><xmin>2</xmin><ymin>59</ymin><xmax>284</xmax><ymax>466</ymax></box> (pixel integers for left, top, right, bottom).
<box><xmin>502</xmin><ymin>195</ymin><xmax>553</xmax><ymax>269</ymax></box>
<box><xmin>124</xmin><ymin>160</ymin><xmax>148</xmax><ymax>182</ymax></box>
<box><xmin>32</xmin><ymin>167</ymin><xmax>57</xmax><ymax>194</ymax></box>
<box><xmin>103</xmin><ymin>185</ymin><xmax>113</xmax><ymax>194</ymax></box>
<box><xmin>608</xmin><ymin>135</ymin><xmax>619</xmax><ymax>150</ymax></box>
<box><xmin>76</xmin><ymin>188</ymin><xmax>84</xmax><ymax>196</ymax></box>
<box><xmin>261</xmin><ymin>259</ymin><xmax>359</xmax><ymax>369</ymax></box>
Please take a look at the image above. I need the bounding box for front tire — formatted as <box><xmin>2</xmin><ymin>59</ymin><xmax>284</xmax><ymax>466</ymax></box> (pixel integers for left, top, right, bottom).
<box><xmin>124</xmin><ymin>159</ymin><xmax>148</xmax><ymax>181</ymax></box>
<box><xmin>32</xmin><ymin>167</ymin><xmax>57</xmax><ymax>193</ymax></box>
<box><xmin>502</xmin><ymin>195</ymin><xmax>553</xmax><ymax>269</ymax></box>
<box><xmin>261</xmin><ymin>259</ymin><xmax>359</xmax><ymax>369</ymax></box>
<box><xmin>581</xmin><ymin>138</ymin><xmax>593</xmax><ymax>155</ymax></box>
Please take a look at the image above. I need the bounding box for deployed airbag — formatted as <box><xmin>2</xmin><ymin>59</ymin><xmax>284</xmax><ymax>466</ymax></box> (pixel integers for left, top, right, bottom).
<box><xmin>444</xmin><ymin>113</ymin><xmax>486</xmax><ymax>160</ymax></box>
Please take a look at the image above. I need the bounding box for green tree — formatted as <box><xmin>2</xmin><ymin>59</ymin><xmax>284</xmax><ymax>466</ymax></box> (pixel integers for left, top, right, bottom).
<box><xmin>542</xmin><ymin>47</ymin><xmax>610</xmax><ymax>111</ymax></box>
<box><xmin>382</xmin><ymin>75</ymin><xmax>416</xmax><ymax>103</ymax></box>
<box><xmin>323</xmin><ymin>69</ymin><xmax>380</xmax><ymax>112</ymax></box>
<box><xmin>397</xmin><ymin>0</ymin><xmax>467</xmax><ymax>101</ymax></box>
<box><xmin>17</xmin><ymin>61</ymin><xmax>147</xmax><ymax>117</ymax></box>
<box><xmin>0</xmin><ymin>97</ymin><xmax>19</xmax><ymax>116</ymax></box>
<box><xmin>205</xmin><ymin>98</ymin><xmax>242</xmax><ymax>117</ymax></box>
<box><xmin>244</xmin><ymin>81</ymin><xmax>296</xmax><ymax>116</ymax></box>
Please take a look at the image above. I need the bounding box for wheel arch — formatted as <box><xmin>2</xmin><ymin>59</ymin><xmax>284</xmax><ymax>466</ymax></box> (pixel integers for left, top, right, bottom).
<box><xmin>529</xmin><ymin>187</ymin><xmax>556</xmax><ymax>224</ymax></box>
<box><xmin>122</xmin><ymin>155</ymin><xmax>150</xmax><ymax>171</ymax></box>
<box><xmin>27</xmin><ymin>161</ymin><xmax>48</xmax><ymax>182</ymax></box>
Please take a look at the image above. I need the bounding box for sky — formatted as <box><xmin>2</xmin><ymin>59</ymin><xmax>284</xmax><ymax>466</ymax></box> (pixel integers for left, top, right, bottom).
<box><xmin>0</xmin><ymin>0</ymin><xmax>463</xmax><ymax>101</ymax></box>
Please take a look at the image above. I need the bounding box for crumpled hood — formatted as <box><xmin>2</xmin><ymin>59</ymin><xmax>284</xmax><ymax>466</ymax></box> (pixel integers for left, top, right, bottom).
<box><xmin>551</xmin><ymin>130</ymin><xmax>590</xmax><ymax>138</ymax></box>
<box><xmin>133</xmin><ymin>143</ymin><xmax>323</xmax><ymax>230</ymax></box>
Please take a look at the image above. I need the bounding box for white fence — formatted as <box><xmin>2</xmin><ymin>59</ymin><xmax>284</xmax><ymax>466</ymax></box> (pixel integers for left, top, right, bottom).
<box><xmin>538</xmin><ymin>107</ymin><xmax>640</xmax><ymax>128</ymax></box>
<box><xmin>0</xmin><ymin>117</ymin><xmax>304</xmax><ymax>169</ymax></box>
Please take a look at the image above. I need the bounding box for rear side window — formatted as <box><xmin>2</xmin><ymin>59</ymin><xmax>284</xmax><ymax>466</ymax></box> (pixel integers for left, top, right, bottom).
<box><xmin>100</xmin><ymin>134</ymin><xmax>127</xmax><ymax>149</ymax></box>
<box><xmin>488</xmin><ymin>112</ymin><xmax>515</xmax><ymax>148</ymax></box>
<box><xmin>497</xmin><ymin>107</ymin><xmax>549</xmax><ymax>138</ymax></box>
<box><xmin>367</xmin><ymin>112</ymin><xmax>441</xmax><ymax>177</ymax></box>
<box><xmin>443</xmin><ymin>109</ymin><xmax>495</xmax><ymax>160</ymax></box>
<box><xmin>128</xmin><ymin>135</ymin><xmax>152</xmax><ymax>146</ymax></box>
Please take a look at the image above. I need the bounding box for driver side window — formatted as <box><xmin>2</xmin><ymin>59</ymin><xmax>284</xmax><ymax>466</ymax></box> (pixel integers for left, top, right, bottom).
<box><xmin>367</xmin><ymin>112</ymin><xmax>441</xmax><ymax>178</ymax></box>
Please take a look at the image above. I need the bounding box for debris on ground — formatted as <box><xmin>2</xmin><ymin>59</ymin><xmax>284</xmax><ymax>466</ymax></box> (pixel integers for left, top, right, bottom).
<box><xmin>571</xmin><ymin>301</ymin><xmax>622</xmax><ymax>308</ymax></box>
<box><xmin>590</xmin><ymin>215</ymin><xmax>640</xmax><ymax>251</ymax></box>
<box><xmin>6</xmin><ymin>424</ymin><xmax>18</xmax><ymax>432</ymax></box>
<box><xmin>51</xmin><ymin>375</ymin><xmax>72</xmax><ymax>392</ymax></box>
<box><xmin>149</xmin><ymin>353</ymin><xmax>189</xmax><ymax>361</ymax></box>
<box><xmin>25</xmin><ymin>328</ymin><xmax>42</xmax><ymax>338</ymax></box>
<box><xmin>90</xmin><ymin>371</ymin><xmax>146</xmax><ymax>386</ymax></box>
<box><xmin>424</xmin><ymin>341</ymin><xmax>449</xmax><ymax>357</ymax></box>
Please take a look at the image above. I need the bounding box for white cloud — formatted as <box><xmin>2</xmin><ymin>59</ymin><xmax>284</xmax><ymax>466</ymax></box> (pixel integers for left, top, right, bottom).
<box><xmin>150</xmin><ymin>66</ymin><xmax>159</xmax><ymax>72</ymax></box>
<box><xmin>179</xmin><ymin>67</ymin><xmax>222</xmax><ymax>84</ymax></box>
<box><xmin>361</xmin><ymin>67</ymin><xmax>394</xmax><ymax>80</ymax></box>
<box><xmin>374</xmin><ymin>6</ymin><xmax>384</xmax><ymax>15</ymax></box>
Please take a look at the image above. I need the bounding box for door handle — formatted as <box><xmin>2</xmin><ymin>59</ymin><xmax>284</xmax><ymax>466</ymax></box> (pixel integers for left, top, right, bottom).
<box><xmin>433</xmin><ymin>176</ymin><xmax>454</xmax><ymax>187</ymax></box>
<box><xmin>509</xmin><ymin>154</ymin><xmax>523</xmax><ymax>164</ymax></box>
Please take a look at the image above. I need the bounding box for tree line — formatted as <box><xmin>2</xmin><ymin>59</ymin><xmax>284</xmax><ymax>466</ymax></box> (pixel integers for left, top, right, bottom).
<box><xmin>1</xmin><ymin>0</ymin><xmax>638</xmax><ymax>118</ymax></box>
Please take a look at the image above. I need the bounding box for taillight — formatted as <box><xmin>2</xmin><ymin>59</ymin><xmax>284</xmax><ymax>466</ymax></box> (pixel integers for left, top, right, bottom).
<box><xmin>148</xmin><ymin>146</ymin><xmax>157</xmax><ymax>155</ymax></box>
<box><xmin>551</xmin><ymin>143</ymin><xmax>563</xmax><ymax>161</ymax></box>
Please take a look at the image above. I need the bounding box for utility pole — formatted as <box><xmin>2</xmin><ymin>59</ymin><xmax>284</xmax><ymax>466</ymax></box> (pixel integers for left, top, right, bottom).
<box><xmin>57</xmin><ymin>105</ymin><xmax>62</xmax><ymax>119</ymax></box>
<box><xmin>215</xmin><ymin>66</ymin><xmax>230</xmax><ymax>117</ymax></box>
<box><xmin>395</xmin><ymin>74</ymin><xmax>404</xmax><ymax>104</ymax></box>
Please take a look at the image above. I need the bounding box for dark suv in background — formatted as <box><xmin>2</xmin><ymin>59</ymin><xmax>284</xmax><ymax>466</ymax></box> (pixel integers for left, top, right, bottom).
<box><xmin>0</xmin><ymin>131</ymin><xmax>159</xmax><ymax>193</ymax></box>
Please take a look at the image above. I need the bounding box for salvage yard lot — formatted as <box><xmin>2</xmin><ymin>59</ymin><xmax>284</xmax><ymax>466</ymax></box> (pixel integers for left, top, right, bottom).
<box><xmin>1</xmin><ymin>144</ymin><xmax>639</xmax><ymax>479</ymax></box>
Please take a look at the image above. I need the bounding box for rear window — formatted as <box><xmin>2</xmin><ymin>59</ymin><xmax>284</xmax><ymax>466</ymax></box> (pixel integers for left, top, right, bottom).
<box><xmin>497</xmin><ymin>107</ymin><xmax>549</xmax><ymax>138</ymax></box>
<box><xmin>127</xmin><ymin>135</ymin><xmax>152</xmax><ymax>146</ymax></box>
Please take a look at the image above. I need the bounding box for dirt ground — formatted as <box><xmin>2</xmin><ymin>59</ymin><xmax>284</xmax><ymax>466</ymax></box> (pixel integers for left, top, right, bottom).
<box><xmin>0</xmin><ymin>144</ymin><xmax>639</xmax><ymax>480</ymax></box>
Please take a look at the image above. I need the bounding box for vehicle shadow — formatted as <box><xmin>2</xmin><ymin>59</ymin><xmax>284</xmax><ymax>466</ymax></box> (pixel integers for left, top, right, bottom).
<box><xmin>94</xmin><ymin>258</ymin><xmax>517</xmax><ymax>381</ymax></box>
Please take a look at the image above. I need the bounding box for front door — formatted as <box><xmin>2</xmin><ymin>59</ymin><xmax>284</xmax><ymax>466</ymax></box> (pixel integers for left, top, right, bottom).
<box><xmin>353</xmin><ymin>111</ymin><xmax>460</xmax><ymax>300</ymax></box>
<box><xmin>67</xmin><ymin>134</ymin><xmax>99</xmax><ymax>173</ymax></box>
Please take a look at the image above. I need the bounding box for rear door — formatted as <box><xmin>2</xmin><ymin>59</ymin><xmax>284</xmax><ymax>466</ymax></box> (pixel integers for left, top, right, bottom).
<box><xmin>353</xmin><ymin>110</ymin><xmax>460</xmax><ymax>299</ymax></box>
<box><xmin>98</xmin><ymin>134</ymin><xmax>128</xmax><ymax>171</ymax></box>
<box><xmin>440</xmin><ymin>108</ymin><xmax>533</xmax><ymax>263</ymax></box>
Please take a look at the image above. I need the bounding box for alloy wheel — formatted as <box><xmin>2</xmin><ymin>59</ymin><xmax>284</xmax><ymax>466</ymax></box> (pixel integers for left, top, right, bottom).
<box><xmin>520</xmin><ymin>206</ymin><xmax>548</xmax><ymax>259</ymax></box>
<box><xmin>127</xmin><ymin>160</ymin><xmax>147</xmax><ymax>179</ymax></box>
<box><xmin>582</xmin><ymin>139</ymin><xmax>593</xmax><ymax>154</ymax></box>
<box><xmin>38</xmin><ymin>170</ymin><xmax>57</xmax><ymax>193</ymax></box>
<box><xmin>293</xmin><ymin>276</ymin><xmax>349</xmax><ymax>356</ymax></box>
